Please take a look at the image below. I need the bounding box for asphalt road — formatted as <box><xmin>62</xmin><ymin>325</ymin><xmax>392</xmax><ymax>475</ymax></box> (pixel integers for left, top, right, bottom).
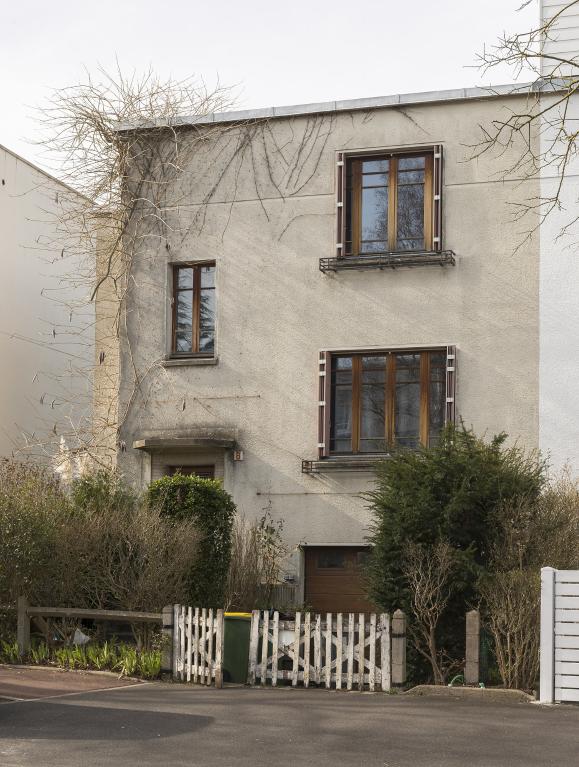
<box><xmin>1</xmin><ymin>675</ymin><xmax>579</xmax><ymax>767</ymax></box>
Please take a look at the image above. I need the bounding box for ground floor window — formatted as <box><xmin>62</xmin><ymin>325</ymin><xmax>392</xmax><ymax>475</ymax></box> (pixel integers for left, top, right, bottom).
<box><xmin>167</xmin><ymin>465</ymin><xmax>215</xmax><ymax>479</ymax></box>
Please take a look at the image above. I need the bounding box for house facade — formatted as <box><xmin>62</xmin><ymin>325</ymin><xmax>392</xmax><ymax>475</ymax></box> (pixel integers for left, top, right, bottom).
<box><xmin>112</xmin><ymin>83</ymin><xmax>550</xmax><ymax>612</ymax></box>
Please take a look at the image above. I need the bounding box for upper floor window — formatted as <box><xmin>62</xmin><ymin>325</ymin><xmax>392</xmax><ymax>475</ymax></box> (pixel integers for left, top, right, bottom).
<box><xmin>345</xmin><ymin>153</ymin><xmax>432</xmax><ymax>254</ymax></box>
<box><xmin>335</xmin><ymin>146</ymin><xmax>443</xmax><ymax>261</ymax></box>
<box><xmin>172</xmin><ymin>263</ymin><xmax>215</xmax><ymax>356</ymax></box>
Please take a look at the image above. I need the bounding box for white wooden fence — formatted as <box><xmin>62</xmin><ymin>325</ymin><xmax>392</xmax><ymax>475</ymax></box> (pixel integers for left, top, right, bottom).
<box><xmin>247</xmin><ymin>610</ymin><xmax>392</xmax><ymax>691</ymax></box>
<box><xmin>540</xmin><ymin>567</ymin><xmax>579</xmax><ymax>703</ymax></box>
<box><xmin>172</xmin><ymin>605</ymin><xmax>224</xmax><ymax>687</ymax></box>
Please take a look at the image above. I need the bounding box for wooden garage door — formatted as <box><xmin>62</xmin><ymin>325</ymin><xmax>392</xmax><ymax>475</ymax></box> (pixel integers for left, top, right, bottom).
<box><xmin>304</xmin><ymin>547</ymin><xmax>377</xmax><ymax>613</ymax></box>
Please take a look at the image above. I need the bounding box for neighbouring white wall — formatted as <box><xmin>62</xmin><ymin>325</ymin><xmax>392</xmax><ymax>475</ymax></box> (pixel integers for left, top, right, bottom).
<box><xmin>0</xmin><ymin>145</ymin><xmax>93</xmax><ymax>462</ymax></box>
<box><xmin>541</xmin><ymin>0</ymin><xmax>579</xmax><ymax>76</ymax></box>
<box><xmin>539</xmin><ymin>92</ymin><xmax>579</xmax><ymax>474</ymax></box>
<box><xmin>539</xmin><ymin>1</ymin><xmax>579</xmax><ymax>474</ymax></box>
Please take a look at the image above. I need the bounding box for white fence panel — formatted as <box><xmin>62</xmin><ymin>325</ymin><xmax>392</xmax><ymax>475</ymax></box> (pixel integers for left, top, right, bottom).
<box><xmin>172</xmin><ymin>604</ymin><xmax>223</xmax><ymax>687</ymax></box>
<box><xmin>247</xmin><ymin>610</ymin><xmax>392</xmax><ymax>691</ymax></box>
<box><xmin>540</xmin><ymin>567</ymin><xmax>579</xmax><ymax>703</ymax></box>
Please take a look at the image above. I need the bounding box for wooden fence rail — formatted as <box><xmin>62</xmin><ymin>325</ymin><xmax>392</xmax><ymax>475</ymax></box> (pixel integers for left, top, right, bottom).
<box><xmin>16</xmin><ymin>596</ymin><xmax>163</xmax><ymax>657</ymax></box>
<box><xmin>247</xmin><ymin>610</ymin><xmax>392</xmax><ymax>691</ymax></box>
<box><xmin>172</xmin><ymin>605</ymin><xmax>224</xmax><ymax>688</ymax></box>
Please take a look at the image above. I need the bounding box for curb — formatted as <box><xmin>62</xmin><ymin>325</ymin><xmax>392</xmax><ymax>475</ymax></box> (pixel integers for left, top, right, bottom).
<box><xmin>404</xmin><ymin>684</ymin><xmax>533</xmax><ymax>704</ymax></box>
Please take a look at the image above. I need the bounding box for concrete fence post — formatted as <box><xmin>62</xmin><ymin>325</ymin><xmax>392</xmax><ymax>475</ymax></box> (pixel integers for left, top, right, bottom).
<box><xmin>16</xmin><ymin>595</ymin><xmax>30</xmax><ymax>658</ymax></box>
<box><xmin>540</xmin><ymin>567</ymin><xmax>556</xmax><ymax>703</ymax></box>
<box><xmin>465</xmin><ymin>609</ymin><xmax>480</xmax><ymax>685</ymax></box>
<box><xmin>161</xmin><ymin>604</ymin><xmax>174</xmax><ymax>673</ymax></box>
<box><xmin>391</xmin><ymin>609</ymin><xmax>407</xmax><ymax>686</ymax></box>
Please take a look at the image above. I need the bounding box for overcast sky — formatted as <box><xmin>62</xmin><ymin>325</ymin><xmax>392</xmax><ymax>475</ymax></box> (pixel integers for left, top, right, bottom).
<box><xmin>2</xmin><ymin>0</ymin><xmax>538</xmax><ymax>170</ymax></box>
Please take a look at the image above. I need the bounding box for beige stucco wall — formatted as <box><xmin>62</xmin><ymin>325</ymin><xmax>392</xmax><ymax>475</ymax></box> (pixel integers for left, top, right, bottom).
<box><xmin>117</xmin><ymin>95</ymin><xmax>540</xmax><ymax>565</ymax></box>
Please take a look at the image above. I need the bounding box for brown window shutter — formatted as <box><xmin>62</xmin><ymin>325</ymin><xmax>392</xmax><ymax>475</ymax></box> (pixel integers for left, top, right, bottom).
<box><xmin>433</xmin><ymin>145</ymin><xmax>443</xmax><ymax>252</ymax></box>
<box><xmin>445</xmin><ymin>345</ymin><xmax>456</xmax><ymax>424</ymax></box>
<box><xmin>318</xmin><ymin>351</ymin><xmax>331</xmax><ymax>458</ymax></box>
<box><xmin>336</xmin><ymin>152</ymin><xmax>345</xmax><ymax>258</ymax></box>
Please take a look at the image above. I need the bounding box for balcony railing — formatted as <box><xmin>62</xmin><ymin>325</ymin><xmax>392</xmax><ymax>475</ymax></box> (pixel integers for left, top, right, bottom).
<box><xmin>302</xmin><ymin>457</ymin><xmax>384</xmax><ymax>474</ymax></box>
<box><xmin>319</xmin><ymin>250</ymin><xmax>456</xmax><ymax>273</ymax></box>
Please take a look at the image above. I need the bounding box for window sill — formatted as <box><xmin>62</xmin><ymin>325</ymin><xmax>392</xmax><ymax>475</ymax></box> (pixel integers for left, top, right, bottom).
<box><xmin>319</xmin><ymin>250</ymin><xmax>455</xmax><ymax>273</ymax></box>
<box><xmin>162</xmin><ymin>356</ymin><xmax>218</xmax><ymax>368</ymax></box>
<box><xmin>302</xmin><ymin>456</ymin><xmax>388</xmax><ymax>474</ymax></box>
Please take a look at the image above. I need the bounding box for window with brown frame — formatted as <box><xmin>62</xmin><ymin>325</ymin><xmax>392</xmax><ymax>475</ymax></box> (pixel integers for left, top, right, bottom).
<box><xmin>328</xmin><ymin>350</ymin><xmax>447</xmax><ymax>455</ymax></box>
<box><xmin>167</xmin><ymin>465</ymin><xmax>215</xmax><ymax>479</ymax></box>
<box><xmin>336</xmin><ymin>147</ymin><xmax>443</xmax><ymax>258</ymax></box>
<box><xmin>171</xmin><ymin>263</ymin><xmax>215</xmax><ymax>356</ymax></box>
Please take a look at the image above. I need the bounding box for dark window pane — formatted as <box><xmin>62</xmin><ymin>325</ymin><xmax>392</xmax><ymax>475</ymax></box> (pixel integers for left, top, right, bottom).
<box><xmin>396</xmin><ymin>181</ymin><xmax>424</xmax><ymax>251</ymax></box>
<box><xmin>318</xmin><ymin>550</ymin><xmax>346</xmax><ymax>569</ymax></box>
<box><xmin>359</xmin><ymin>438</ymin><xmax>388</xmax><ymax>453</ymax></box>
<box><xmin>361</xmin><ymin>186</ymin><xmax>388</xmax><ymax>246</ymax></box>
<box><xmin>176</xmin><ymin>291</ymin><xmax>193</xmax><ymax>331</ymax></box>
<box><xmin>395</xmin><ymin>379</ymin><xmax>420</xmax><ymax>448</ymax></box>
<box><xmin>429</xmin><ymin>380</ymin><xmax>445</xmax><ymax>444</ymax></box>
<box><xmin>430</xmin><ymin>351</ymin><xmax>446</xmax><ymax>367</ymax></box>
<box><xmin>362</xmin><ymin>369</ymin><xmax>386</xmax><ymax>385</ymax></box>
<box><xmin>331</xmin><ymin>384</ymin><xmax>352</xmax><ymax>452</ymax></box>
<box><xmin>362</xmin><ymin>173</ymin><xmax>388</xmax><ymax>187</ymax></box>
<box><xmin>199</xmin><ymin>289</ymin><xmax>215</xmax><ymax>353</ymax></box>
<box><xmin>334</xmin><ymin>357</ymin><xmax>353</xmax><ymax>370</ymax></box>
<box><xmin>200</xmin><ymin>265</ymin><xmax>215</xmax><ymax>288</ymax></box>
<box><xmin>200</xmin><ymin>289</ymin><xmax>215</xmax><ymax>330</ymax></box>
<box><xmin>177</xmin><ymin>267</ymin><xmax>193</xmax><ymax>289</ymax></box>
<box><xmin>175</xmin><ymin>331</ymin><xmax>192</xmax><ymax>353</ymax></box>
<box><xmin>199</xmin><ymin>332</ymin><xmax>214</xmax><ymax>354</ymax></box>
<box><xmin>362</xmin><ymin>159</ymin><xmax>389</xmax><ymax>173</ymax></box>
<box><xmin>360</xmin><ymin>240</ymin><xmax>389</xmax><ymax>253</ymax></box>
<box><xmin>333</xmin><ymin>371</ymin><xmax>352</xmax><ymax>386</ymax></box>
<box><xmin>430</xmin><ymin>356</ymin><xmax>446</xmax><ymax>382</ymax></box>
<box><xmin>361</xmin><ymin>385</ymin><xmax>385</xmax><ymax>439</ymax></box>
<box><xmin>362</xmin><ymin>355</ymin><xmax>386</xmax><ymax>370</ymax></box>
<box><xmin>395</xmin><ymin>353</ymin><xmax>420</xmax><ymax>380</ymax></box>
<box><xmin>398</xmin><ymin>156</ymin><xmax>425</xmax><ymax>170</ymax></box>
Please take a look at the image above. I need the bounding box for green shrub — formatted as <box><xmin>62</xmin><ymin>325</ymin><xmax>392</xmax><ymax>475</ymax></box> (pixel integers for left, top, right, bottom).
<box><xmin>365</xmin><ymin>424</ymin><xmax>546</xmax><ymax>680</ymax></box>
<box><xmin>148</xmin><ymin>473</ymin><xmax>235</xmax><ymax>607</ymax></box>
<box><xmin>0</xmin><ymin>464</ymin><xmax>199</xmax><ymax>631</ymax></box>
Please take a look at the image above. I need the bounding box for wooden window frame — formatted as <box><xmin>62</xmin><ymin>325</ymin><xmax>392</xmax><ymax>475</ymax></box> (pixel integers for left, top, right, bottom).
<box><xmin>167</xmin><ymin>465</ymin><xmax>215</xmax><ymax>479</ymax></box>
<box><xmin>337</xmin><ymin>146</ymin><xmax>443</xmax><ymax>258</ymax></box>
<box><xmin>171</xmin><ymin>261</ymin><xmax>216</xmax><ymax>357</ymax></box>
<box><xmin>318</xmin><ymin>347</ymin><xmax>455</xmax><ymax>458</ymax></box>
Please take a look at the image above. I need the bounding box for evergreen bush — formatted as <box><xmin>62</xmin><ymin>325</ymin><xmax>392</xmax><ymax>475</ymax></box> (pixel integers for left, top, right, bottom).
<box><xmin>148</xmin><ymin>473</ymin><xmax>235</xmax><ymax>607</ymax></box>
<box><xmin>365</xmin><ymin>424</ymin><xmax>546</xmax><ymax>680</ymax></box>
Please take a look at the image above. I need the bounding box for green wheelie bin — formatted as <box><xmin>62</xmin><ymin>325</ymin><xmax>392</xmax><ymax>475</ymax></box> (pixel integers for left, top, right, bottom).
<box><xmin>223</xmin><ymin>612</ymin><xmax>252</xmax><ymax>683</ymax></box>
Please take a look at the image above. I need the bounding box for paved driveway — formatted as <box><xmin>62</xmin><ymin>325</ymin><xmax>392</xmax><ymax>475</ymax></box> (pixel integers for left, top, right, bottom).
<box><xmin>1</xmin><ymin>673</ymin><xmax>579</xmax><ymax>766</ymax></box>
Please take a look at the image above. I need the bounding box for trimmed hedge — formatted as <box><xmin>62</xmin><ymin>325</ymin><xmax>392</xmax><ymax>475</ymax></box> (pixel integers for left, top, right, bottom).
<box><xmin>148</xmin><ymin>474</ymin><xmax>235</xmax><ymax>607</ymax></box>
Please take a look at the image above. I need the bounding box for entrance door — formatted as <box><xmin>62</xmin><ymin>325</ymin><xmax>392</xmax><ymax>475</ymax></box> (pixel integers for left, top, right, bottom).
<box><xmin>304</xmin><ymin>547</ymin><xmax>376</xmax><ymax>613</ymax></box>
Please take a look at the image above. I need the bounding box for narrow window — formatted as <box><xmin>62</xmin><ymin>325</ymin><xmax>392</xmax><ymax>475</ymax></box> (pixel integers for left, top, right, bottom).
<box><xmin>329</xmin><ymin>350</ymin><xmax>446</xmax><ymax>454</ymax></box>
<box><xmin>345</xmin><ymin>152</ymin><xmax>433</xmax><ymax>255</ymax></box>
<box><xmin>172</xmin><ymin>263</ymin><xmax>215</xmax><ymax>356</ymax></box>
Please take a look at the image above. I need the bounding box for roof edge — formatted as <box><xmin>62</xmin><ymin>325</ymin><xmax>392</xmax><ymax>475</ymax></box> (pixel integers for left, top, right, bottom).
<box><xmin>115</xmin><ymin>79</ymin><xmax>564</xmax><ymax>133</ymax></box>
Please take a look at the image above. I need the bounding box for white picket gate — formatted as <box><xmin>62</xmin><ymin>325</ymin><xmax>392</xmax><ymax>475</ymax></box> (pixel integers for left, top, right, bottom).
<box><xmin>172</xmin><ymin>605</ymin><xmax>224</xmax><ymax>687</ymax></box>
<box><xmin>247</xmin><ymin>610</ymin><xmax>391</xmax><ymax>691</ymax></box>
<box><xmin>540</xmin><ymin>567</ymin><xmax>579</xmax><ymax>703</ymax></box>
